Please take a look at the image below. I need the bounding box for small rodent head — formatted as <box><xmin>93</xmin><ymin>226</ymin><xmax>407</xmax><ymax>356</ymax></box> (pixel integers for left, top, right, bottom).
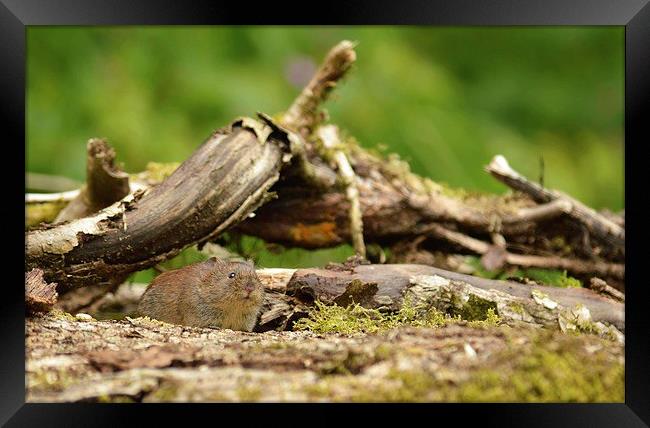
<box><xmin>202</xmin><ymin>257</ymin><xmax>264</xmax><ymax>307</ymax></box>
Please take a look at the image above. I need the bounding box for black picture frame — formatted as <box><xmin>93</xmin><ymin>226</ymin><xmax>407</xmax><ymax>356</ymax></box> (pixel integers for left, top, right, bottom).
<box><xmin>4</xmin><ymin>0</ymin><xmax>649</xmax><ymax>425</ymax></box>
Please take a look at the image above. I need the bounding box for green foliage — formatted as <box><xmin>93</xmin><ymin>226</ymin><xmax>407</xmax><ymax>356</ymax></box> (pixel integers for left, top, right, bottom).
<box><xmin>512</xmin><ymin>268</ymin><xmax>582</xmax><ymax>288</ymax></box>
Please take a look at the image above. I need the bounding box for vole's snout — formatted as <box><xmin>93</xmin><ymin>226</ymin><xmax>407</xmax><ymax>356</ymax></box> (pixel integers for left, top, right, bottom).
<box><xmin>243</xmin><ymin>281</ymin><xmax>258</xmax><ymax>296</ymax></box>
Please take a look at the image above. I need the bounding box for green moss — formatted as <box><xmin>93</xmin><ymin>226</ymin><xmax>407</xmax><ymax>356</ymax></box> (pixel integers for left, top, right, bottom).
<box><xmin>293</xmin><ymin>293</ymin><xmax>509</xmax><ymax>334</ymax></box>
<box><xmin>148</xmin><ymin>383</ymin><xmax>179</xmax><ymax>401</ymax></box>
<box><xmin>135</xmin><ymin>161</ymin><xmax>181</xmax><ymax>183</ymax></box>
<box><xmin>467</xmin><ymin>308</ymin><xmax>502</xmax><ymax>328</ymax></box>
<box><xmin>437</xmin><ymin>182</ymin><xmax>472</xmax><ymax>199</ymax></box>
<box><xmin>508</xmin><ymin>302</ymin><xmax>525</xmax><ymax>315</ymax></box>
<box><xmin>374</xmin><ymin>343</ymin><xmax>395</xmax><ymax>360</ymax></box>
<box><xmin>452</xmin><ymin>295</ymin><xmax>499</xmax><ymax>322</ymax></box>
<box><xmin>293</xmin><ymin>297</ymin><xmax>449</xmax><ymax>334</ymax></box>
<box><xmin>26</xmin><ymin>201</ymin><xmax>68</xmax><ymax>228</ymax></box>
<box><xmin>27</xmin><ymin>369</ymin><xmax>77</xmax><ymax>392</ymax></box>
<box><xmin>453</xmin><ymin>334</ymin><xmax>623</xmax><ymax>402</ymax></box>
<box><xmin>49</xmin><ymin>309</ymin><xmax>78</xmax><ymax>322</ymax></box>
<box><xmin>293</xmin><ymin>301</ymin><xmax>385</xmax><ymax>334</ymax></box>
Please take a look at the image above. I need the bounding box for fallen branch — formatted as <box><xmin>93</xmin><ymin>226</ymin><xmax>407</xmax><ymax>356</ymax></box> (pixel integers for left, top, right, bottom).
<box><xmin>486</xmin><ymin>155</ymin><xmax>624</xmax><ymax>250</ymax></box>
<box><xmin>423</xmin><ymin>223</ymin><xmax>624</xmax><ymax>280</ymax></box>
<box><xmin>589</xmin><ymin>278</ymin><xmax>625</xmax><ymax>302</ymax></box>
<box><xmin>317</xmin><ymin>125</ymin><xmax>366</xmax><ymax>257</ymax></box>
<box><xmin>280</xmin><ymin>264</ymin><xmax>624</xmax><ymax>331</ymax></box>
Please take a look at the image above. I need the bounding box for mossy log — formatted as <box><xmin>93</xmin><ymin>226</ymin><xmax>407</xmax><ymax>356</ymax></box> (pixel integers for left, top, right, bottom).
<box><xmin>26</xmin><ymin>118</ymin><xmax>289</xmax><ymax>290</ymax></box>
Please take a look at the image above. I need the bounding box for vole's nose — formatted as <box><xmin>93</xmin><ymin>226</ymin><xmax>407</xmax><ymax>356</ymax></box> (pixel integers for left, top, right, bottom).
<box><xmin>244</xmin><ymin>282</ymin><xmax>256</xmax><ymax>294</ymax></box>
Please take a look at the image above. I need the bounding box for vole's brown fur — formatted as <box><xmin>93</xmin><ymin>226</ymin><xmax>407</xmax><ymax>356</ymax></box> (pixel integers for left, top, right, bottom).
<box><xmin>138</xmin><ymin>257</ymin><xmax>265</xmax><ymax>332</ymax></box>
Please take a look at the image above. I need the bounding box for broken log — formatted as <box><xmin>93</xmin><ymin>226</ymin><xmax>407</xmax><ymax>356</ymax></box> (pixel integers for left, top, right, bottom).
<box><xmin>26</xmin><ymin>118</ymin><xmax>289</xmax><ymax>290</ymax></box>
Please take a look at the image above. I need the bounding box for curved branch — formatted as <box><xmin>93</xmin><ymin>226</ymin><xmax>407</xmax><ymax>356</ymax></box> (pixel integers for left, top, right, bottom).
<box><xmin>26</xmin><ymin>119</ymin><xmax>288</xmax><ymax>289</ymax></box>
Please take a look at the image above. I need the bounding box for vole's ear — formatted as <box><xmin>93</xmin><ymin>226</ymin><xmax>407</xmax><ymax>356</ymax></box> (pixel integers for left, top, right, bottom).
<box><xmin>206</xmin><ymin>257</ymin><xmax>227</xmax><ymax>269</ymax></box>
<box><xmin>245</xmin><ymin>259</ymin><xmax>255</xmax><ymax>268</ymax></box>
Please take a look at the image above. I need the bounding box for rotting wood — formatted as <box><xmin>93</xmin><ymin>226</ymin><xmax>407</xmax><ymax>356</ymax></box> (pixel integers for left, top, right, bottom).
<box><xmin>422</xmin><ymin>223</ymin><xmax>624</xmax><ymax>280</ymax></box>
<box><xmin>281</xmin><ymin>264</ymin><xmax>624</xmax><ymax>332</ymax></box>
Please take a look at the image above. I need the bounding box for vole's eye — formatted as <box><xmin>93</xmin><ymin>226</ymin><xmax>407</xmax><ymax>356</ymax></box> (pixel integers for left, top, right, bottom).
<box><xmin>228</xmin><ymin>272</ymin><xmax>236</xmax><ymax>279</ymax></box>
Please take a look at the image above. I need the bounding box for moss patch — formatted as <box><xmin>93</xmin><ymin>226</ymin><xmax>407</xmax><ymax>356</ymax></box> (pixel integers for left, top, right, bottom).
<box><xmin>134</xmin><ymin>161</ymin><xmax>181</xmax><ymax>183</ymax></box>
<box><xmin>293</xmin><ymin>292</ymin><xmax>507</xmax><ymax>334</ymax></box>
<box><xmin>293</xmin><ymin>298</ymin><xmax>450</xmax><ymax>334</ymax></box>
<box><xmin>452</xmin><ymin>294</ymin><xmax>498</xmax><ymax>321</ymax></box>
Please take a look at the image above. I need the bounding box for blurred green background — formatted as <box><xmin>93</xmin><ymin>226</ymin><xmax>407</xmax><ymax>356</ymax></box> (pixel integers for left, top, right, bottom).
<box><xmin>26</xmin><ymin>27</ymin><xmax>624</xmax><ymax>270</ymax></box>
